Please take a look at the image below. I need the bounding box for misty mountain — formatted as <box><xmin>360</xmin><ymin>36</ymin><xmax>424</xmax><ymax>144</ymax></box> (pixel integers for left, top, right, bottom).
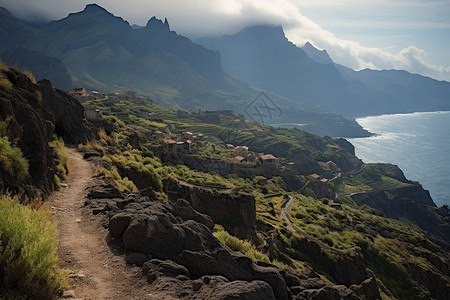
<box><xmin>0</xmin><ymin>4</ymin><xmax>369</xmax><ymax>137</ymax></box>
<box><xmin>198</xmin><ymin>25</ymin><xmax>450</xmax><ymax>117</ymax></box>
<box><xmin>304</xmin><ymin>42</ymin><xmax>450</xmax><ymax>114</ymax></box>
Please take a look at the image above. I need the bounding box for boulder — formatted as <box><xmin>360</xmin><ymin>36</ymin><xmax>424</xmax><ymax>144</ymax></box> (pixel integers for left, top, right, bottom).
<box><xmin>108</xmin><ymin>201</ymin><xmax>220</xmax><ymax>260</ymax></box>
<box><xmin>142</xmin><ymin>259</ymin><xmax>190</xmax><ymax>283</ymax></box>
<box><xmin>179</xmin><ymin>248</ymin><xmax>288</xmax><ymax>300</ymax></box>
<box><xmin>169</xmin><ymin>198</ymin><xmax>214</xmax><ymax>230</ymax></box>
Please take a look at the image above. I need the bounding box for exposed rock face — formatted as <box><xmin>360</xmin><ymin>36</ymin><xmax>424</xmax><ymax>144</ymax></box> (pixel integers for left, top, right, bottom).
<box><xmin>37</xmin><ymin>79</ymin><xmax>93</xmax><ymax>144</ymax></box>
<box><xmin>164</xmin><ymin>179</ymin><xmax>256</xmax><ymax>236</ymax></box>
<box><xmin>0</xmin><ymin>67</ymin><xmax>93</xmax><ymax>196</ymax></box>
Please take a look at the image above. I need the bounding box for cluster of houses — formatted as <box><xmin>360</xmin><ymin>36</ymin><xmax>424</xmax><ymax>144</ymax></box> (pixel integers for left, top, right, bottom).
<box><xmin>68</xmin><ymin>88</ymin><xmax>106</xmax><ymax>101</ymax></box>
<box><xmin>163</xmin><ymin>131</ymin><xmax>205</xmax><ymax>154</ymax></box>
<box><xmin>305</xmin><ymin>160</ymin><xmax>341</xmax><ymax>200</ymax></box>
<box><xmin>226</xmin><ymin>144</ymin><xmax>277</xmax><ymax>167</ymax></box>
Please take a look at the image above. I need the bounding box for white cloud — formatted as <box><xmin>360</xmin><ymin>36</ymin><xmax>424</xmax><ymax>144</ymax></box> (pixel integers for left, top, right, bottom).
<box><xmin>0</xmin><ymin>0</ymin><xmax>449</xmax><ymax>81</ymax></box>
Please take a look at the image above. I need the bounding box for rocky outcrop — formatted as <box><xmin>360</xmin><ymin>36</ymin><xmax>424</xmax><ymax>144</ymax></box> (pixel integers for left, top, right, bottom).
<box><xmin>0</xmin><ymin>68</ymin><xmax>56</xmax><ymax>196</ymax></box>
<box><xmin>82</xmin><ymin>178</ymin><xmax>381</xmax><ymax>300</ymax></box>
<box><xmin>37</xmin><ymin>79</ymin><xmax>93</xmax><ymax>144</ymax></box>
<box><xmin>0</xmin><ymin>67</ymin><xmax>93</xmax><ymax>196</ymax></box>
<box><xmin>165</xmin><ymin>179</ymin><xmax>256</xmax><ymax>236</ymax></box>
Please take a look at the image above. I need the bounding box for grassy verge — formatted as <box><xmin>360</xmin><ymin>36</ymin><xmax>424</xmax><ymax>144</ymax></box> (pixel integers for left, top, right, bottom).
<box><xmin>0</xmin><ymin>194</ymin><xmax>67</xmax><ymax>299</ymax></box>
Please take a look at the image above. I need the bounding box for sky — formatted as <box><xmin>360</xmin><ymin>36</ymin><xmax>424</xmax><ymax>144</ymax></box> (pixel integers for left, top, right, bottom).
<box><xmin>1</xmin><ymin>0</ymin><xmax>449</xmax><ymax>82</ymax></box>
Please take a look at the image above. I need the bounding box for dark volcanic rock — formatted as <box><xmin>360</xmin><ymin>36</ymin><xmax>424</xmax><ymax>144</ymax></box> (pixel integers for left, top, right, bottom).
<box><xmin>108</xmin><ymin>201</ymin><xmax>220</xmax><ymax>260</ymax></box>
<box><xmin>169</xmin><ymin>198</ymin><xmax>215</xmax><ymax>230</ymax></box>
<box><xmin>37</xmin><ymin>79</ymin><xmax>93</xmax><ymax>144</ymax></box>
<box><xmin>143</xmin><ymin>259</ymin><xmax>190</xmax><ymax>283</ymax></box>
<box><xmin>179</xmin><ymin>249</ymin><xmax>288</xmax><ymax>300</ymax></box>
<box><xmin>86</xmin><ymin>179</ymin><xmax>124</xmax><ymax>199</ymax></box>
<box><xmin>0</xmin><ymin>68</ymin><xmax>56</xmax><ymax>196</ymax></box>
<box><xmin>148</xmin><ymin>275</ymin><xmax>276</xmax><ymax>300</ymax></box>
<box><xmin>165</xmin><ymin>178</ymin><xmax>256</xmax><ymax>236</ymax></box>
<box><xmin>350</xmin><ymin>277</ymin><xmax>381</xmax><ymax>300</ymax></box>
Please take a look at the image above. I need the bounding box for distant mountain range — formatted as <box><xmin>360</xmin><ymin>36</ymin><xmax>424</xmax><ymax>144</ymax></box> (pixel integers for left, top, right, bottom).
<box><xmin>198</xmin><ymin>25</ymin><xmax>450</xmax><ymax>117</ymax></box>
<box><xmin>0</xmin><ymin>4</ymin><xmax>371</xmax><ymax>138</ymax></box>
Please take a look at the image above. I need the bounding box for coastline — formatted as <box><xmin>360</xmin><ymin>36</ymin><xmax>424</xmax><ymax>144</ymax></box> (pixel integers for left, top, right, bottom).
<box><xmin>348</xmin><ymin>110</ymin><xmax>450</xmax><ymax>207</ymax></box>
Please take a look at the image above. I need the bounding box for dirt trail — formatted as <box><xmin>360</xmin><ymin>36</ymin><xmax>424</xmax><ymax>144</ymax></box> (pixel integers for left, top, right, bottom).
<box><xmin>48</xmin><ymin>148</ymin><xmax>148</xmax><ymax>300</ymax></box>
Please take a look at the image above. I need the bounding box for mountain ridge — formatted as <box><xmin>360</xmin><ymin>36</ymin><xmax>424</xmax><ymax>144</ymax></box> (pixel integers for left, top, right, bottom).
<box><xmin>198</xmin><ymin>24</ymin><xmax>450</xmax><ymax>117</ymax></box>
<box><xmin>0</xmin><ymin>5</ymin><xmax>370</xmax><ymax>137</ymax></box>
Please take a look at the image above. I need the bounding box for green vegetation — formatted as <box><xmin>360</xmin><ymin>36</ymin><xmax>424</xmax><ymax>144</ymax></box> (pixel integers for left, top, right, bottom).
<box><xmin>0</xmin><ymin>63</ymin><xmax>12</xmax><ymax>90</ymax></box>
<box><xmin>49</xmin><ymin>137</ymin><xmax>69</xmax><ymax>189</ymax></box>
<box><xmin>97</xmin><ymin>166</ymin><xmax>138</xmax><ymax>193</ymax></box>
<box><xmin>213</xmin><ymin>225</ymin><xmax>270</xmax><ymax>263</ymax></box>
<box><xmin>0</xmin><ymin>194</ymin><xmax>67</xmax><ymax>299</ymax></box>
<box><xmin>341</xmin><ymin>164</ymin><xmax>412</xmax><ymax>193</ymax></box>
<box><xmin>0</xmin><ymin>136</ymin><xmax>29</xmax><ymax>182</ymax></box>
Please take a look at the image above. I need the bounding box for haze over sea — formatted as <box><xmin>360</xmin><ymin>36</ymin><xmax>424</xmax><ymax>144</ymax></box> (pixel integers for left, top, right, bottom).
<box><xmin>348</xmin><ymin>111</ymin><xmax>450</xmax><ymax>207</ymax></box>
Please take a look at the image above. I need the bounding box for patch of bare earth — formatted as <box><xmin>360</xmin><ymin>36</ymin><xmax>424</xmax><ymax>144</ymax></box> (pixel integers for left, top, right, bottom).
<box><xmin>49</xmin><ymin>148</ymin><xmax>149</xmax><ymax>300</ymax></box>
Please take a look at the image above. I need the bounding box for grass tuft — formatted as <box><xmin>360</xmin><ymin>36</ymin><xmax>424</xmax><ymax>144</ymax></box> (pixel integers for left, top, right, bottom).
<box><xmin>0</xmin><ymin>136</ymin><xmax>29</xmax><ymax>181</ymax></box>
<box><xmin>213</xmin><ymin>225</ymin><xmax>270</xmax><ymax>263</ymax></box>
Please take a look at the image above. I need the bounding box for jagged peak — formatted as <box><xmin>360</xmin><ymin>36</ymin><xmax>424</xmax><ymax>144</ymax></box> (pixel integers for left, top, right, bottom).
<box><xmin>146</xmin><ymin>16</ymin><xmax>170</xmax><ymax>31</ymax></box>
<box><xmin>83</xmin><ymin>3</ymin><xmax>109</xmax><ymax>13</ymax></box>
<box><xmin>302</xmin><ymin>41</ymin><xmax>333</xmax><ymax>64</ymax></box>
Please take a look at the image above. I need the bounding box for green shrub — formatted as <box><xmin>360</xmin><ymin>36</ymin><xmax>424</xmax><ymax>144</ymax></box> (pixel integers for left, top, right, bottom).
<box><xmin>0</xmin><ymin>194</ymin><xmax>67</xmax><ymax>299</ymax></box>
<box><xmin>97</xmin><ymin>167</ymin><xmax>138</xmax><ymax>193</ymax></box>
<box><xmin>0</xmin><ymin>136</ymin><xmax>29</xmax><ymax>181</ymax></box>
<box><xmin>49</xmin><ymin>137</ymin><xmax>69</xmax><ymax>184</ymax></box>
<box><xmin>78</xmin><ymin>140</ymin><xmax>105</xmax><ymax>154</ymax></box>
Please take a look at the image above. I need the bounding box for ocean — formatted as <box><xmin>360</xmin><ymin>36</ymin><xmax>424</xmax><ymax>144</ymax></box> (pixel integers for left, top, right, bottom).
<box><xmin>347</xmin><ymin>111</ymin><xmax>450</xmax><ymax>207</ymax></box>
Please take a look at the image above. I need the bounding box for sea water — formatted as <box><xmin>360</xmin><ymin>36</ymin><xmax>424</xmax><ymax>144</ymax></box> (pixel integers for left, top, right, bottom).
<box><xmin>347</xmin><ymin>111</ymin><xmax>450</xmax><ymax>207</ymax></box>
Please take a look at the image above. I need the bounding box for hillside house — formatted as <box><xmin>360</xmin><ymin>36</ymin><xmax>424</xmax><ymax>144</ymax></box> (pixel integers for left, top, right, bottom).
<box><xmin>234</xmin><ymin>146</ymin><xmax>249</xmax><ymax>157</ymax></box>
<box><xmin>306</xmin><ymin>174</ymin><xmax>321</xmax><ymax>181</ymax></box>
<box><xmin>318</xmin><ymin>161</ymin><xmax>340</xmax><ymax>173</ymax></box>
<box><xmin>68</xmin><ymin>87</ymin><xmax>87</xmax><ymax>97</ymax></box>
<box><xmin>165</xmin><ymin>139</ymin><xmax>177</xmax><ymax>151</ymax></box>
<box><xmin>260</xmin><ymin>154</ymin><xmax>277</xmax><ymax>166</ymax></box>
<box><xmin>182</xmin><ymin>131</ymin><xmax>194</xmax><ymax>140</ymax></box>
<box><xmin>232</xmin><ymin>156</ymin><xmax>245</xmax><ymax>164</ymax></box>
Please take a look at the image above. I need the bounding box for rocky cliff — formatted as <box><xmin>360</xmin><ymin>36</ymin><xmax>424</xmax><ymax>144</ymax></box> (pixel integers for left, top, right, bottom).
<box><xmin>0</xmin><ymin>67</ymin><xmax>92</xmax><ymax>196</ymax></box>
